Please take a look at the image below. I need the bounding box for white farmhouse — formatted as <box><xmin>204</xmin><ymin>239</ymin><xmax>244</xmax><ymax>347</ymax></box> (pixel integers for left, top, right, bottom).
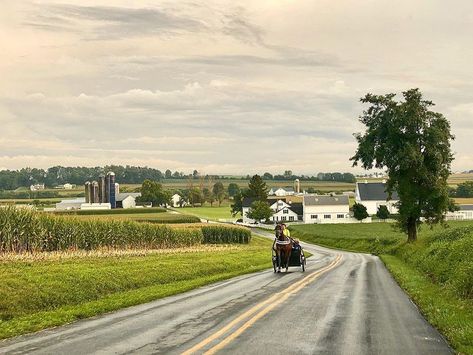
<box><xmin>355</xmin><ymin>182</ymin><xmax>399</xmax><ymax>215</ymax></box>
<box><xmin>270</xmin><ymin>200</ymin><xmax>303</xmax><ymax>223</ymax></box>
<box><xmin>303</xmin><ymin>195</ymin><xmax>350</xmax><ymax>224</ymax></box>
<box><xmin>242</xmin><ymin>197</ymin><xmax>303</xmax><ymax>224</ymax></box>
<box><xmin>116</xmin><ymin>193</ymin><xmax>141</xmax><ymax>209</ymax></box>
<box><xmin>171</xmin><ymin>193</ymin><xmax>187</xmax><ymax>208</ymax></box>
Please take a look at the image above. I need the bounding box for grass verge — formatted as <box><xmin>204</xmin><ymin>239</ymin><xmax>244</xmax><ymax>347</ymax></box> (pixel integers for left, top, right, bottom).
<box><xmin>381</xmin><ymin>255</ymin><xmax>473</xmax><ymax>354</ymax></box>
<box><xmin>0</xmin><ymin>236</ymin><xmax>272</xmax><ymax>340</ymax></box>
<box><xmin>290</xmin><ymin>221</ymin><xmax>473</xmax><ymax>354</ymax></box>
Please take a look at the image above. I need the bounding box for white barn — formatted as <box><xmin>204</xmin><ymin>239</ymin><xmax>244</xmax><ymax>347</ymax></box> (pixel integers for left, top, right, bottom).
<box><xmin>303</xmin><ymin>195</ymin><xmax>350</xmax><ymax>224</ymax></box>
<box><xmin>355</xmin><ymin>182</ymin><xmax>399</xmax><ymax>215</ymax></box>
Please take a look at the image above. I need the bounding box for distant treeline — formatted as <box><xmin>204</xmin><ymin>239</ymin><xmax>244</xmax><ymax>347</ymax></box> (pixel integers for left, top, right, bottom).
<box><xmin>0</xmin><ymin>166</ymin><xmax>356</xmax><ymax>190</ymax></box>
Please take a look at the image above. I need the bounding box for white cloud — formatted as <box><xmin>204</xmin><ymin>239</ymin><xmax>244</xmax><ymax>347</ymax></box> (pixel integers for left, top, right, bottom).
<box><xmin>0</xmin><ymin>0</ymin><xmax>472</xmax><ymax>174</ymax></box>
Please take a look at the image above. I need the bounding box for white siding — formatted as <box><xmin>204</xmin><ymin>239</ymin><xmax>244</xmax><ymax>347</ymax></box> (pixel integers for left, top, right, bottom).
<box><xmin>303</xmin><ymin>204</ymin><xmax>350</xmax><ymax>224</ymax></box>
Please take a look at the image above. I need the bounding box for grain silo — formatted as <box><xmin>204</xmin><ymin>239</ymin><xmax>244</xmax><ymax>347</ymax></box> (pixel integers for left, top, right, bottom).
<box><xmin>98</xmin><ymin>175</ymin><xmax>106</xmax><ymax>203</ymax></box>
<box><xmin>84</xmin><ymin>181</ymin><xmax>91</xmax><ymax>203</ymax></box>
<box><xmin>107</xmin><ymin>172</ymin><xmax>116</xmax><ymax>208</ymax></box>
<box><xmin>91</xmin><ymin>181</ymin><xmax>99</xmax><ymax>203</ymax></box>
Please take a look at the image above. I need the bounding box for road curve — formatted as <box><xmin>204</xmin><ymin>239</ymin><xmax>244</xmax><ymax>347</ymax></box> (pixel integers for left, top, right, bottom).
<box><xmin>0</xmin><ymin>229</ymin><xmax>452</xmax><ymax>355</ymax></box>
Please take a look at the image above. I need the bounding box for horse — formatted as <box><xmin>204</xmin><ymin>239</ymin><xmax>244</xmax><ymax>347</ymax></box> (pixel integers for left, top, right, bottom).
<box><xmin>274</xmin><ymin>225</ymin><xmax>293</xmax><ymax>273</ymax></box>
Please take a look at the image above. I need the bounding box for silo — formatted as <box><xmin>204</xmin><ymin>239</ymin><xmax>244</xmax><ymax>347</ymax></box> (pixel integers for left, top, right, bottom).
<box><xmin>84</xmin><ymin>181</ymin><xmax>91</xmax><ymax>203</ymax></box>
<box><xmin>115</xmin><ymin>182</ymin><xmax>120</xmax><ymax>195</ymax></box>
<box><xmin>108</xmin><ymin>172</ymin><xmax>116</xmax><ymax>208</ymax></box>
<box><xmin>98</xmin><ymin>175</ymin><xmax>106</xmax><ymax>203</ymax></box>
<box><xmin>105</xmin><ymin>174</ymin><xmax>110</xmax><ymax>203</ymax></box>
<box><xmin>294</xmin><ymin>179</ymin><xmax>300</xmax><ymax>194</ymax></box>
<box><xmin>91</xmin><ymin>181</ymin><xmax>99</xmax><ymax>203</ymax></box>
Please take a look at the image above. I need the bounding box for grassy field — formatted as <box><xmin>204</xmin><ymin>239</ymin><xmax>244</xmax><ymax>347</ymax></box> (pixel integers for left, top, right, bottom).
<box><xmin>0</xmin><ymin>236</ymin><xmax>272</xmax><ymax>340</ymax></box>
<box><xmin>178</xmin><ymin>203</ymin><xmax>238</xmax><ymax>221</ymax></box>
<box><xmin>290</xmin><ymin>221</ymin><xmax>473</xmax><ymax>353</ymax></box>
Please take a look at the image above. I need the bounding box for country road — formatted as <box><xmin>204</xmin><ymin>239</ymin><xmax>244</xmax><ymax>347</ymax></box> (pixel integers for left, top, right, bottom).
<box><xmin>0</xmin><ymin>229</ymin><xmax>452</xmax><ymax>355</ymax></box>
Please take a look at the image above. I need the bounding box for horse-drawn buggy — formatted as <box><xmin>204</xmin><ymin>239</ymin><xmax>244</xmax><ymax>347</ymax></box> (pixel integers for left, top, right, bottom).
<box><xmin>272</xmin><ymin>224</ymin><xmax>306</xmax><ymax>273</ymax></box>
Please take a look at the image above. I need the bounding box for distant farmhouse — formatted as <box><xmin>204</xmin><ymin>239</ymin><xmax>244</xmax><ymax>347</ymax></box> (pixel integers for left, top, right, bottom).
<box><xmin>30</xmin><ymin>183</ymin><xmax>45</xmax><ymax>192</ymax></box>
<box><xmin>171</xmin><ymin>193</ymin><xmax>188</xmax><ymax>208</ymax></box>
<box><xmin>355</xmin><ymin>181</ymin><xmax>399</xmax><ymax>215</ymax></box>
<box><xmin>242</xmin><ymin>197</ymin><xmax>303</xmax><ymax>224</ymax></box>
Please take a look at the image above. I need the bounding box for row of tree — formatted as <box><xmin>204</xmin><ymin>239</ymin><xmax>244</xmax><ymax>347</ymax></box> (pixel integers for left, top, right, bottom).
<box><xmin>0</xmin><ymin>165</ymin><xmax>358</xmax><ymax>191</ymax></box>
<box><xmin>137</xmin><ymin>179</ymin><xmax>241</xmax><ymax>208</ymax></box>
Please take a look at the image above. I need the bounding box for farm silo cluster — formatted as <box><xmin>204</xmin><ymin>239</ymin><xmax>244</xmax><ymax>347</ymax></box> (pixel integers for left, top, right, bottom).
<box><xmin>84</xmin><ymin>172</ymin><xmax>119</xmax><ymax>208</ymax></box>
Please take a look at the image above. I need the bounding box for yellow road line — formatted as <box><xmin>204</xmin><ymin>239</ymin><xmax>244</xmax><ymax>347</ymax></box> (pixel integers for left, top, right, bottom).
<box><xmin>182</xmin><ymin>254</ymin><xmax>343</xmax><ymax>355</ymax></box>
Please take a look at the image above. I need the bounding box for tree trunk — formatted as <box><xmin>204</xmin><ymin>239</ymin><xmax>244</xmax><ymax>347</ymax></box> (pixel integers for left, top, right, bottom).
<box><xmin>407</xmin><ymin>217</ymin><xmax>417</xmax><ymax>242</ymax></box>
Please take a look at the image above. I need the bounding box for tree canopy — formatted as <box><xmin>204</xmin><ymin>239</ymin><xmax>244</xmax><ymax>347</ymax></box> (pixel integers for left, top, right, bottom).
<box><xmin>247</xmin><ymin>175</ymin><xmax>268</xmax><ymax>201</ymax></box>
<box><xmin>351</xmin><ymin>89</ymin><xmax>454</xmax><ymax>241</ymax></box>
<box><xmin>138</xmin><ymin>180</ymin><xmax>171</xmax><ymax>207</ymax></box>
<box><xmin>246</xmin><ymin>201</ymin><xmax>272</xmax><ymax>222</ymax></box>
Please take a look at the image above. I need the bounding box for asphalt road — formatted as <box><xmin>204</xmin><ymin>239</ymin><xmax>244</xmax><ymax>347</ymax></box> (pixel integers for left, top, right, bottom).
<box><xmin>0</xmin><ymin>229</ymin><xmax>453</xmax><ymax>355</ymax></box>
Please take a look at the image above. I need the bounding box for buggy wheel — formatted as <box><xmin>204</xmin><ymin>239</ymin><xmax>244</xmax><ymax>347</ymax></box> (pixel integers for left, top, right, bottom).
<box><xmin>301</xmin><ymin>254</ymin><xmax>305</xmax><ymax>272</ymax></box>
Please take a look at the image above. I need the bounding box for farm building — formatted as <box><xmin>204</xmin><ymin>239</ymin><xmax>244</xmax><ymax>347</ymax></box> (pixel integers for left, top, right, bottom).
<box><xmin>446</xmin><ymin>205</ymin><xmax>473</xmax><ymax>220</ymax></box>
<box><xmin>30</xmin><ymin>183</ymin><xmax>45</xmax><ymax>191</ymax></box>
<box><xmin>268</xmin><ymin>187</ymin><xmax>295</xmax><ymax>197</ymax></box>
<box><xmin>303</xmin><ymin>195</ymin><xmax>351</xmax><ymax>224</ymax></box>
<box><xmin>171</xmin><ymin>193</ymin><xmax>187</xmax><ymax>208</ymax></box>
<box><xmin>55</xmin><ymin>198</ymin><xmax>85</xmax><ymax>211</ymax></box>
<box><xmin>116</xmin><ymin>193</ymin><xmax>141</xmax><ymax>209</ymax></box>
<box><xmin>355</xmin><ymin>182</ymin><xmax>399</xmax><ymax>215</ymax></box>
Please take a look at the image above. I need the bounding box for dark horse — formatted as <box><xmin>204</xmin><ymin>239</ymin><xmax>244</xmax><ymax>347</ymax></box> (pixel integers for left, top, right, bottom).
<box><xmin>274</xmin><ymin>225</ymin><xmax>293</xmax><ymax>273</ymax></box>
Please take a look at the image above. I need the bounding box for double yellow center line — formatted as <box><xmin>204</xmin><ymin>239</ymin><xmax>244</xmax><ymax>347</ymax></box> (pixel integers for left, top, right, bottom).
<box><xmin>182</xmin><ymin>254</ymin><xmax>343</xmax><ymax>355</ymax></box>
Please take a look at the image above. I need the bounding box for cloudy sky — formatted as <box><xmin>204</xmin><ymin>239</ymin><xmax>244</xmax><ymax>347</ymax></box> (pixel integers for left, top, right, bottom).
<box><xmin>1</xmin><ymin>0</ymin><xmax>472</xmax><ymax>175</ymax></box>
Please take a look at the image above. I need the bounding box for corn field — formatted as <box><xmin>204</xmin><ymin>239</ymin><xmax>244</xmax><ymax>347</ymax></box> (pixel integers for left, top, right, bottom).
<box><xmin>0</xmin><ymin>207</ymin><xmax>251</xmax><ymax>253</ymax></box>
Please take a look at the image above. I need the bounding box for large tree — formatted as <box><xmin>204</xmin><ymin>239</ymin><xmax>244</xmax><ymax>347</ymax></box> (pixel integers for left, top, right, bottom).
<box><xmin>246</xmin><ymin>201</ymin><xmax>272</xmax><ymax>223</ymax></box>
<box><xmin>227</xmin><ymin>183</ymin><xmax>240</xmax><ymax>198</ymax></box>
<box><xmin>351</xmin><ymin>89</ymin><xmax>454</xmax><ymax>242</ymax></box>
<box><xmin>247</xmin><ymin>175</ymin><xmax>269</xmax><ymax>201</ymax></box>
<box><xmin>138</xmin><ymin>180</ymin><xmax>171</xmax><ymax>207</ymax></box>
<box><xmin>212</xmin><ymin>182</ymin><xmax>225</xmax><ymax>206</ymax></box>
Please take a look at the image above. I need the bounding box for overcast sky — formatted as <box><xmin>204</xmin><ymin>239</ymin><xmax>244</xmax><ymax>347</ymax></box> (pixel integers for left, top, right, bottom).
<box><xmin>1</xmin><ymin>0</ymin><xmax>472</xmax><ymax>175</ymax></box>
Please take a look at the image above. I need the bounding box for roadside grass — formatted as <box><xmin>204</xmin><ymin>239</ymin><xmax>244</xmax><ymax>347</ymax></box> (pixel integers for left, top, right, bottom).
<box><xmin>290</xmin><ymin>221</ymin><xmax>473</xmax><ymax>354</ymax></box>
<box><xmin>382</xmin><ymin>255</ymin><xmax>473</xmax><ymax>354</ymax></box>
<box><xmin>289</xmin><ymin>222</ymin><xmax>404</xmax><ymax>254</ymax></box>
<box><xmin>0</xmin><ymin>236</ymin><xmax>272</xmax><ymax>340</ymax></box>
